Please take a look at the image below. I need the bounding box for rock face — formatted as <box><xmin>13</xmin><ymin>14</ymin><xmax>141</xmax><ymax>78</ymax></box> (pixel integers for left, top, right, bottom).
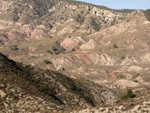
<box><xmin>30</xmin><ymin>25</ymin><xmax>49</xmax><ymax>40</ymax></box>
<box><xmin>121</xmin><ymin>57</ymin><xmax>138</xmax><ymax>66</ymax></box>
<box><xmin>0</xmin><ymin>24</ymin><xmax>50</xmax><ymax>44</ymax></box>
<box><xmin>52</xmin><ymin>53</ymin><xmax>116</xmax><ymax>70</ymax></box>
<box><xmin>0</xmin><ymin>53</ymin><xmax>119</xmax><ymax>112</ymax></box>
<box><xmin>57</xmin><ymin>18</ymin><xmax>80</xmax><ymax>35</ymax></box>
<box><xmin>60</xmin><ymin>37</ymin><xmax>85</xmax><ymax>51</ymax></box>
<box><xmin>80</xmin><ymin>39</ymin><xmax>98</xmax><ymax>50</ymax></box>
<box><xmin>114</xmin><ymin>79</ymin><xmax>139</xmax><ymax>88</ymax></box>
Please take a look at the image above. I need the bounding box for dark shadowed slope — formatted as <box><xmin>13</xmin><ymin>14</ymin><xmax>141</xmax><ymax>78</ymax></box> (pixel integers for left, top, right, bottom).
<box><xmin>0</xmin><ymin>53</ymin><xmax>119</xmax><ymax>112</ymax></box>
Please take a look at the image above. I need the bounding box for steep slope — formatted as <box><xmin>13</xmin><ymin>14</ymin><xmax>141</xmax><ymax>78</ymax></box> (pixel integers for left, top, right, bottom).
<box><xmin>0</xmin><ymin>0</ymin><xmax>55</xmax><ymax>24</ymax></box>
<box><xmin>73</xmin><ymin>97</ymin><xmax>150</xmax><ymax>113</ymax></box>
<box><xmin>42</xmin><ymin>10</ymin><xmax>150</xmax><ymax>73</ymax></box>
<box><xmin>144</xmin><ymin>9</ymin><xmax>150</xmax><ymax>22</ymax></box>
<box><xmin>0</xmin><ymin>0</ymin><xmax>150</xmax><ymax>112</ymax></box>
<box><xmin>0</xmin><ymin>0</ymin><xmax>125</xmax><ymax>26</ymax></box>
<box><xmin>37</xmin><ymin>10</ymin><xmax>150</xmax><ymax>99</ymax></box>
<box><xmin>0</xmin><ymin>0</ymin><xmax>126</xmax><ymax>44</ymax></box>
<box><xmin>0</xmin><ymin>53</ymin><xmax>119</xmax><ymax>112</ymax></box>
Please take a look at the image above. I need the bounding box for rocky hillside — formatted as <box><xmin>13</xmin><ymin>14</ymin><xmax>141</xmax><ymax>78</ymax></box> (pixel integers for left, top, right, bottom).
<box><xmin>0</xmin><ymin>0</ymin><xmax>55</xmax><ymax>24</ymax></box>
<box><xmin>0</xmin><ymin>0</ymin><xmax>126</xmax><ymax>44</ymax></box>
<box><xmin>0</xmin><ymin>53</ymin><xmax>119</xmax><ymax>112</ymax></box>
<box><xmin>0</xmin><ymin>0</ymin><xmax>150</xmax><ymax>112</ymax></box>
<box><xmin>73</xmin><ymin>97</ymin><xmax>150</xmax><ymax>113</ymax></box>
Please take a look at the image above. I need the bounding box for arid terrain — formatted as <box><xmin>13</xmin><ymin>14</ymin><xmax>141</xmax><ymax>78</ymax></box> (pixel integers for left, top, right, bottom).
<box><xmin>0</xmin><ymin>0</ymin><xmax>150</xmax><ymax>112</ymax></box>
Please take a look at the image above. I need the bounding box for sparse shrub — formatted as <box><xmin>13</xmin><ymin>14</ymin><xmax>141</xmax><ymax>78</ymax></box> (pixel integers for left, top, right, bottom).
<box><xmin>58</xmin><ymin>67</ymin><xmax>65</xmax><ymax>71</ymax></box>
<box><xmin>11</xmin><ymin>45</ymin><xmax>18</xmax><ymax>50</ymax></box>
<box><xmin>71</xmin><ymin>48</ymin><xmax>76</xmax><ymax>52</ymax></box>
<box><xmin>121</xmin><ymin>89</ymin><xmax>135</xmax><ymax>100</ymax></box>
<box><xmin>93</xmin><ymin>25</ymin><xmax>100</xmax><ymax>31</ymax></box>
<box><xmin>49</xmin><ymin>24</ymin><xmax>53</xmax><ymax>29</ymax></box>
<box><xmin>111</xmin><ymin>19</ymin><xmax>116</xmax><ymax>26</ymax></box>
<box><xmin>52</xmin><ymin>46</ymin><xmax>65</xmax><ymax>55</ymax></box>
<box><xmin>111</xmin><ymin>21</ymin><xmax>115</xmax><ymax>26</ymax></box>
<box><xmin>127</xmin><ymin>89</ymin><xmax>133</xmax><ymax>97</ymax></box>
<box><xmin>76</xmin><ymin>14</ymin><xmax>84</xmax><ymax>23</ymax></box>
<box><xmin>132</xmin><ymin>73</ymin><xmax>140</xmax><ymax>79</ymax></box>
<box><xmin>133</xmin><ymin>80</ymin><xmax>138</xmax><ymax>83</ymax></box>
<box><xmin>52</xmin><ymin>46</ymin><xmax>57</xmax><ymax>51</ymax></box>
<box><xmin>113</xmin><ymin>44</ymin><xmax>118</xmax><ymax>48</ymax></box>
<box><xmin>59</xmin><ymin>47</ymin><xmax>65</xmax><ymax>53</ymax></box>
<box><xmin>144</xmin><ymin>9</ymin><xmax>150</xmax><ymax>22</ymax></box>
<box><xmin>62</xmin><ymin>67</ymin><xmax>65</xmax><ymax>71</ymax></box>
<box><xmin>121</xmin><ymin>56</ymin><xmax>125</xmax><ymax>59</ymax></box>
<box><xmin>91</xmin><ymin>17</ymin><xmax>100</xmax><ymax>31</ymax></box>
<box><xmin>118</xmin><ymin>75</ymin><xmax>125</xmax><ymax>79</ymax></box>
<box><xmin>47</xmin><ymin>50</ymin><xmax>53</xmax><ymax>55</ymax></box>
<box><xmin>103</xmin><ymin>21</ymin><xmax>107</xmax><ymax>24</ymax></box>
<box><xmin>44</xmin><ymin>60</ymin><xmax>51</xmax><ymax>64</ymax></box>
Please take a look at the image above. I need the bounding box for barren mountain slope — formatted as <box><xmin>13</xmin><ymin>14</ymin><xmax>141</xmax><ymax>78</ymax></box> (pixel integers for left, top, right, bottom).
<box><xmin>0</xmin><ymin>53</ymin><xmax>119</xmax><ymax>112</ymax></box>
<box><xmin>0</xmin><ymin>0</ymin><xmax>150</xmax><ymax>112</ymax></box>
<box><xmin>0</xmin><ymin>0</ymin><xmax>126</xmax><ymax>44</ymax></box>
<box><xmin>41</xmin><ymin>10</ymin><xmax>150</xmax><ymax>74</ymax></box>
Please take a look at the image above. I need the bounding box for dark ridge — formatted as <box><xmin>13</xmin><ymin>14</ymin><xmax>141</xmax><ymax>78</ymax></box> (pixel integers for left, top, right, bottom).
<box><xmin>65</xmin><ymin>0</ymin><xmax>114</xmax><ymax>11</ymax></box>
<box><xmin>115</xmin><ymin>9</ymin><xmax>135</xmax><ymax>13</ymax></box>
<box><xmin>66</xmin><ymin>0</ymin><xmax>135</xmax><ymax>13</ymax></box>
<box><xmin>0</xmin><ymin>52</ymin><xmax>118</xmax><ymax>110</ymax></box>
<box><xmin>144</xmin><ymin>9</ymin><xmax>150</xmax><ymax>22</ymax></box>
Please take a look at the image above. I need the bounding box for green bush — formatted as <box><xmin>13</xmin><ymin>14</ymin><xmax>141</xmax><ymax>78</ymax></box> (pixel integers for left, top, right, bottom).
<box><xmin>113</xmin><ymin>44</ymin><xmax>118</xmax><ymax>48</ymax></box>
<box><xmin>52</xmin><ymin>46</ymin><xmax>65</xmax><ymax>55</ymax></box>
<box><xmin>58</xmin><ymin>67</ymin><xmax>65</xmax><ymax>71</ymax></box>
<box><xmin>47</xmin><ymin>50</ymin><xmax>53</xmax><ymax>55</ymax></box>
<box><xmin>44</xmin><ymin>60</ymin><xmax>51</xmax><ymax>64</ymax></box>
<box><xmin>11</xmin><ymin>45</ymin><xmax>18</xmax><ymax>50</ymax></box>
<box><xmin>76</xmin><ymin>14</ymin><xmax>84</xmax><ymax>23</ymax></box>
<box><xmin>91</xmin><ymin>17</ymin><xmax>100</xmax><ymax>31</ymax></box>
<box><xmin>62</xmin><ymin>67</ymin><xmax>65</xmax><ymax>71</ymax></box>
<box><xmin>71</xmin><ymin>48</ymin><xmax>76</xmax><ymax>52</ymax></box>
<box><xmin>121</xmin><ymin>56</ymin><xmax>125</xmax><ymax>59</ymax></box>
<box><xmin>121</xmin><ymin>89</ymin><xmax>134</xmax><ymax>100</ymax></box>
